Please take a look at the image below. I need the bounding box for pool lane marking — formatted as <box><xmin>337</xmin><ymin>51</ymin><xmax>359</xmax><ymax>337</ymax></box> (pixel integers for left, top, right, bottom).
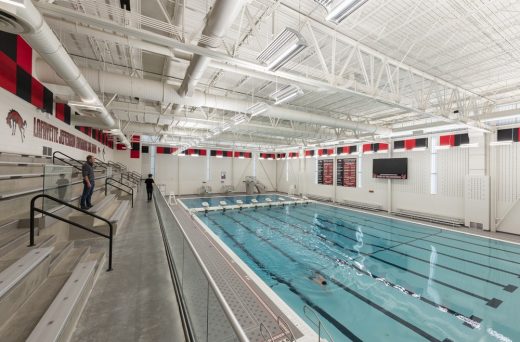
<box><xmin>208</xmin><ymin>215</ymin><xmax>446</xmax><ymax>342</ymax></box>
<box><xmin>259</xmin><ymin>209</ymin><xmax>505</xmax><ymax>307</ymax></box>
<box><xmin>298</xmin><ymin>208</ymin><xmax>520</xmax><ymax>278</ymax></box>
<box><xmin>289</xmin><ymin>208</ymin><xmax>517</xmax><ymax>292</ymax></box>
<box><xmin>238</xmin><ymin>211</ymin><xmax>484</xmax><ymax>330</ymax></box>
<box><xmin>297</xmin><ymin>205</ymin><xmax>520</xmax><ymax>268</ymax></box>
<box><xmin>203</xmin><ymin>216</ymin><xmax>363</xmax><ymax>342</ymax></box>
<box><xmin>316</xmin><ymin>205</ymin><xmax>520</xmax><ymax>257</ymax></box>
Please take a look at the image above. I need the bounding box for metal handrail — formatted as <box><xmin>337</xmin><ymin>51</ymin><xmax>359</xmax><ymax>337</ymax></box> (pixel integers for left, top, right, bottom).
<box><xmin>259</xmin><ymin>322</ymin><xmax>274</xmax><ymax>342</ymax></box>
<box><xmin>121</xmin><ymin>172</ymin><xmax>139</xmax><ymax>186</ymax></box>
<box><xmin>0</xmin><ymin>174</ymin><xmax>107</xmax><ymax>202</ymax></box>
<box><xmin>53</xmin><ymin>151</ymin><xmax>107</xmax><ymax>170</ymax></box>
<box><xmin>277</xmin><ymin>316</ymin><xmax>296</xmax><ymax>342</ymax></box>
<box><xmin>52</xmin><ymin>151</ymin><xmax>82</xmax><ymax>171</ymax></box>
<box><xmin>152</xmin><ymin>185</ymin><xmax>249</xmax><ymax>342</ymax></box>
<box><xmin>30</xmin><ymin>194</ymin><xmax>113</xmax><ymax>271</ymax></box>
<box><xmin>303</xmin><ymin>305</ymin><xmax>334</xmax><ymax>342</ymax></box>
<box><xmin>105</xmin><ymin>177</ymin><xmax>134</xmax><ymax>207</ymax></box>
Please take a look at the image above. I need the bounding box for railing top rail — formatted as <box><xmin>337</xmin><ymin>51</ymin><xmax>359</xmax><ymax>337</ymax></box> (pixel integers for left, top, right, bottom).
<box><xmin>106</xmin><ymin>177</ymin><xmax>134</xmax><ymax>192</ymax></box>
<box><xmin>30</xmin><ymin>193</ymin><xmax>113</xmax><ymax>271</ymax></box>
<box><xmin>152</xmin><ymin>184</ymin><xmax>249</xmax><ymax>342</ymax></box>
<box><xmin>53</xmin><ymin>151</ymin><xmax>107</xmax><ymax>170</ymax></box>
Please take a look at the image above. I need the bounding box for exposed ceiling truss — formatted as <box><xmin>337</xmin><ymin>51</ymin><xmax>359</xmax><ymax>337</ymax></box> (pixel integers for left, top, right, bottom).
<box><xmin>32</xmin><ymin>0</ymin><xmax>520</xmax><ymax>150</ymax></box>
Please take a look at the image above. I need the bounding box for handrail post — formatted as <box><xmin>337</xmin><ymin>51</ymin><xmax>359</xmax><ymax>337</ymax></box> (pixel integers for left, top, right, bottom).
<box><xmin>28</xmin><ymin>194</ymin><xmax>114</xmax><ymax>271</ymax></box>
<box><xmin>29</xmin><ymin>195</ymin><xmax>36</xmax><ymax>246</ymax></box>
<box><xmin>105</xmin><ymin>178</ymin><xmax>108</xmax><ymax>196</ymax></box>
<box><xmin>108</xmin><ymin>222</ymin><xmax>113</xmax><ymax>271</ymax></box>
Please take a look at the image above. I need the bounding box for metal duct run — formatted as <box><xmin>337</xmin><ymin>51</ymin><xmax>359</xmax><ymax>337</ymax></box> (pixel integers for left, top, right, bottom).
<box><xmin>170</xmin><ymin>0</ymin><xmax>246</xmax><ymax>119</ymax></box>
<box><xmin>37</xmin><ymin>63</ymin><xmax>392</xmax><ymax>136</ymax></box>
<box><xmin>0</xmin><ymin>0</ymin><xmax>130</xmax><ymax>147</ymax></box>
<box><xmin>177</xmin><ymin>0</ymin><xmax>246</xmax><ymax>97</ymax></box>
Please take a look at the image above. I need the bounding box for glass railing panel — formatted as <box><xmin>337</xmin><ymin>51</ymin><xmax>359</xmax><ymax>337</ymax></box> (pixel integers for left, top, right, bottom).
<box><xmin>43</xmin><ymin>164</ymin><xmax>73</xmax><ymax>211</ymax></box>
<box><xmin>153</xmin><ymin>186</ymin><xmax>248</xmax><ymax>342</ymax></box>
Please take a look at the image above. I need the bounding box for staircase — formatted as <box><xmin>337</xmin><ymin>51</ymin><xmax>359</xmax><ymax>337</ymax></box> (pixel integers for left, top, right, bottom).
<box><xmin>0</xmin><ymin>151</ymin><xmax>135</xmax><ymax>341</ymax></box>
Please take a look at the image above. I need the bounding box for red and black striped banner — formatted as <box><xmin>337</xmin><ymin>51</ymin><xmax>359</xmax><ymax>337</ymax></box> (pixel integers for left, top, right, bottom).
<box><xmin>0</xmin><ymin>32</ymin><xmax>53</xmax><ymax>115</ymax></box>
<box><xmin>394</xmin><ymin>138</ymin><xmax>428</xmax><ymax>150</ymax></box>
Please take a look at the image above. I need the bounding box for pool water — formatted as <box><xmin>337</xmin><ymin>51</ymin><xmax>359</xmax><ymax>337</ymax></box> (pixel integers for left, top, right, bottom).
<box><xmin>180</xmin><ymin>194</ymin><xmax>288</xmax><ymax>208</ymax></box>
<box><xmin>197</xmin><ymin>203</ymin><xmax>520</xmax><ymax>342</ymax></box>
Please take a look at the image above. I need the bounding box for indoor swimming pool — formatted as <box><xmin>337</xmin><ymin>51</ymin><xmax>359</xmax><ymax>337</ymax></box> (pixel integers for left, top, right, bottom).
<box><xmin>180</xmin><ymin>194</ymin><xmax>288</xmax><ymax>208</ymax></box>
<box><xmin>196</xmin><ymin>202</ymin><xmax>520</xmax><ymax>341</ymax></box>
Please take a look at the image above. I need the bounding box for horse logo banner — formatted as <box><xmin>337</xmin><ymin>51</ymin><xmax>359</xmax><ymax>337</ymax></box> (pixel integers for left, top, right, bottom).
<box><xmin>6</xmin><ymin>109</ymin><xmax>27</xmax><ymax>142</ymax></box>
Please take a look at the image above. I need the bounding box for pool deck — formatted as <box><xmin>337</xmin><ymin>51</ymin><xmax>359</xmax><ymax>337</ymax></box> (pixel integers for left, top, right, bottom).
<box><xmin>171</xmin><ymin>203</ymin><xmax>316</xmax><ymax>342</ymax></box>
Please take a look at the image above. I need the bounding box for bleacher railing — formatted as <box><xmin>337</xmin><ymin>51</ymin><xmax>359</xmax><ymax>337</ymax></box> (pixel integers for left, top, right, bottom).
<box><xmin>30</xmin><ymin>194</ymin><xmax>113</xmax><ymax>271</ymax></box>
<box><xmin>152</xmin><ymin>185</ymin><xmax>249</xmax><ymax>342</ymax></box>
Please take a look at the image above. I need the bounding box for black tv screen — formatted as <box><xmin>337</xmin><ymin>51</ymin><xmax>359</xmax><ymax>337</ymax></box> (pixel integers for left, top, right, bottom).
<box><xmin>373</xmin><ymin>158</ymin><xmax>408</xmax><ymax>179</ymax></box>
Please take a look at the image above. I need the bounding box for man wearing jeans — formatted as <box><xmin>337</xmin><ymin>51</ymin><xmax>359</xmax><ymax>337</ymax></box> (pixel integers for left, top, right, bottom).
<box><xmin>80</xmin><ymin>155</ymin><xmax>95</xmax><ymax>209</ymax></box>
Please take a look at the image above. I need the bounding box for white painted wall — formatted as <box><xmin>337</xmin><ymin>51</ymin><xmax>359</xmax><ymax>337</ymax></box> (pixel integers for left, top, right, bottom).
<box><xmin>294</xmin><ymin>149</ymin><xmax>469</xmax><ymax>218</ymax></box>
<box><xmin>0</xmin><ymin>88</ymin><xmax>112</xmax><ymax>161</ymax></box>
<box><xmin>112</xmin><ymin>149</ymin><xmax>143</xmax><ymax>174</ymax></box>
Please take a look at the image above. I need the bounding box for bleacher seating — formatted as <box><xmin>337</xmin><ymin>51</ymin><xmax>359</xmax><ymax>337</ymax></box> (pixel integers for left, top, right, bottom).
<box><xmin>0</xmin><ymin>151</ymin><xmax>135</xmax><ymax>341</ymax></box>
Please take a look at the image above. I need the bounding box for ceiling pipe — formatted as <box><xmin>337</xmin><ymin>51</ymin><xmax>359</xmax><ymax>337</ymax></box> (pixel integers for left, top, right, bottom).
<box><xmin>177</xmin><ymin>0</ymin><xmax>246</xmax><ymax>97</ymax></box>
<box><xmin>37</xmin><ymin>63</ymin><xmax>391</xmax><ymax>135</ymax></box>
<box><xmin>0</xmin><ymin>0</ymin><xmax>130</xmax><ymax>147</ymax></box>
<box><xmin>172</xmin><ymin>0</ymin><xmax>246</xmax><ymax>118</ymax></box>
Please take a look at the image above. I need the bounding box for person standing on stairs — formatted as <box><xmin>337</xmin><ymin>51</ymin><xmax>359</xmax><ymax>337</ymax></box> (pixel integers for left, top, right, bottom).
<box><xmin>145</xmin><ymin>174</ymin><xmax>155</xmax><ymax>201</ymax></box>
<box><xmin>80</xmin><ymin>155</ymin><xmax>96</xmax><ymax>210</ymax></box>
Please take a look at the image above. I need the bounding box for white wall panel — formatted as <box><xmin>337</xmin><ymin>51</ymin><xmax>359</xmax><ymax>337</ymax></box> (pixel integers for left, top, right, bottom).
<box><xmin>437</xmin><ymin>148</ymin><xmax>469</xmax><ymax>198</ymax></box>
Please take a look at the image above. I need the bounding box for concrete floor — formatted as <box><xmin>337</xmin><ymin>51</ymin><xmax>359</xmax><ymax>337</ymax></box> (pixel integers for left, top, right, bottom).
<box><xmin>71</xmin><ymin>188</ymin><xmax>185</xmax><ymax>342</ymax></box>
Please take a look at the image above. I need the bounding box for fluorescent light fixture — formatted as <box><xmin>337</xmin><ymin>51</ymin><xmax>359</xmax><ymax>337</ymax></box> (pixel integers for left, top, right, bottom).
<box><xmin>247</xmin><ymin>102</ymin><xmax>269</xmax><ymax>117</ymax></box>
<box><xmin>222</xmin><ymin>125</ymin><xmax>231</xmax><ymax>132</ymax></box>
<box><xmin>232</xmin><ymin>114</ymin><xmax>248</xmax><ymax>125</ymax></box>
<box><xmin>481</xmin><ymin>113</ymin><xmax>520</xmax><ymax>122</ymax></box>
<box><xmin>68</xmin><ymin>101</ymin><xmax>103</xmax><ymax>111</ymax></box>
<box><xmin>434</xmin><ymin>145</ymin><xmax>451</xmax><ymax>150</ymax></box>
<box><xmin>216</xmin><ymin>155</ymin><xmax>223</xmax><ymax>158</ymax></box>
<box><xmin>257</xmin><ymin>28</ymin><xmax>307</xmax><ymax>71</ymax></box>
<box><xmin>191</xmin><ymin>154</ymin><xmax>199</xmax><ymax>157</ymax></box>
<box><xmin>412</xmin><ymin>147</ymin><xmax>427</xmax><ymax>151</ymax></box>
<box><xmin>270</xmin><ymin>85</ymin><xmax>304</xmax><ymax>105</ymax></box>
<box><xmin>376</xmin><ymin>150</ymin><xmax>387</xmax><ymax>153</ymax></box>
<box><xmin>314</xmin><ymin>0</ymin><xmax>334</xmax><ymax>8</ymax></box>
<box><xmin>364</xmin><ymin>150</ymin><xmax>374</xmax><ymax>154</ymax></box>
<box><xmin>326</xmin><ymin>0</ymin><xmax>369</xmax><ymax>24</ymax></box>
<box><xmin>393</xmin><ymin>148</ymin><xmax>405</xmax><ymax>153</ymax></box>
<box><xmin>490</xmin><ymin>141</ymin><xmax>513</xmax><ymax>146</ymax></box>
<box><xmin>178</xmin><ymin>152</ymin><xmax>185</xmax><ymax>156</ymax></box>
<box><xmin>239</xmin><ymin>156</ymin><xmax>245</xmax><ymax>159</ymax></box>
<box><xmin>0</xmin><ymin>0</ymin><xmax>26</xmax><ymax>8</ymax></box>
<box><xmin>460</xmin><ymin>143</ymin><xmax>479</xmax><ymax>149</ymax></box>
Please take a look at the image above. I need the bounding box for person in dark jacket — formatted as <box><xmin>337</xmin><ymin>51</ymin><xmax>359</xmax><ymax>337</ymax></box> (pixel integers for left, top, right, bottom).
<box><xmin>80</xmin><ymin>155</ymin><xmax>95</xmax><ymax>209</ymax></box>
<box><xmin>144</xmin><ymin>174</ymin><xmax>155</xmax><ymax>201</ymax></box>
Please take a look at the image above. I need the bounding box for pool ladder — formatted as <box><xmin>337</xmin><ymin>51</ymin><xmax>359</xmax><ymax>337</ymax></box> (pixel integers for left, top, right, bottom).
<box><xmin>303</xmin><ymin>305</ymin><xmax>335</xmax><ymax>342</ymax></box>
<box><xmin>259</xmin><ymin>316</ymin><xmax>296</xmax><ymax>342</ymax></box>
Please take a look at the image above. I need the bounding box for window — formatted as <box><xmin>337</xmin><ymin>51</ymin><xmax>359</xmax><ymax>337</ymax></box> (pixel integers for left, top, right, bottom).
<box><xmin>150</xmin><ymin>145</ymin><xmax>156</xmax><ymax>176</ymax></box>
<box><xmin>286</xmin><ymin>157</ymin><xmax>289</xmax><ymax>182</ymax></box>
<box><xmin>431</xmin><ymin>137</ymin><xmax>438</xmax><ymax>194</ymax></box>
<box><xmin>357</xmin><ymin>148</ymin><xmax>362</xmax><ymax>188</ymax></box>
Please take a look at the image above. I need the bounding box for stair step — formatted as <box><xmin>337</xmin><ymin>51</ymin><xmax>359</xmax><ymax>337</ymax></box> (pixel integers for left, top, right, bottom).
<box><xmin>0</xmin><ymin>227</ymin><xmax>27</xmax><ymax>256</ymax></box>
<box><xmin>0</xmin><ymin>234</ymin><xmax>56</xmax><ymax>267</ymax></box>
<box><xmin>0</xmin><ymin>247</ymin><xmax>54</xmax><ymax>327</ymax></box>
<box><xmin>50</xmin><ymin>247</ymin><xmax>90</xmax><ymax>276</ymax></box>
<box><xmin>27</xmin><ymin>260</ymin><xmax>98</xmax><ymax>342</ymax></box>
<box><xmin>0</xmin><ymin>273</ymin><xmax>70</xmax><ymax>342</ymax></box>
<box><xmin>49</xmin><ymin>241</ymin><xmax>74</xmax><ymax>274</ymax></box>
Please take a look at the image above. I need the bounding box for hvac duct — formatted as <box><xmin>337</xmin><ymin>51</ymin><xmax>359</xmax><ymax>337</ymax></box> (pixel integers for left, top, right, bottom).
<box><xmin>0</xmin><ymin>0</ymin><xmax>130</xmax><ymax>147</ymax></box>
<box><xmin>37</xmin><ymin>63</ymin><xmax>391</xmax><ymax>135</ymax></box>
<box><xmin>177</xmin><ymin>0</ymin><xmax>246</xmax><ymax>97</ymax></box>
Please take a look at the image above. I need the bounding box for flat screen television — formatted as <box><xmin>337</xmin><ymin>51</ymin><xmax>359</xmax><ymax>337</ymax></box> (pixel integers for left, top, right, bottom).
<box><xmin>373</xmin><ymin>158</ymin><xmax>408</xmax><ymax>179</ymax></box>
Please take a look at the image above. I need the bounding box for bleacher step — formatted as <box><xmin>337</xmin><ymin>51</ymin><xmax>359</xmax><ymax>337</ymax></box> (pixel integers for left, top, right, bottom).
<box><xmin>0</xmin><ymin>247</ymin><xmax>54</xmax><ymax>327</ymax></box>
<box><xmin>26</xmin><ymin>260</ymin><xmax>98</xmax><ymax>342</ymax></box>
